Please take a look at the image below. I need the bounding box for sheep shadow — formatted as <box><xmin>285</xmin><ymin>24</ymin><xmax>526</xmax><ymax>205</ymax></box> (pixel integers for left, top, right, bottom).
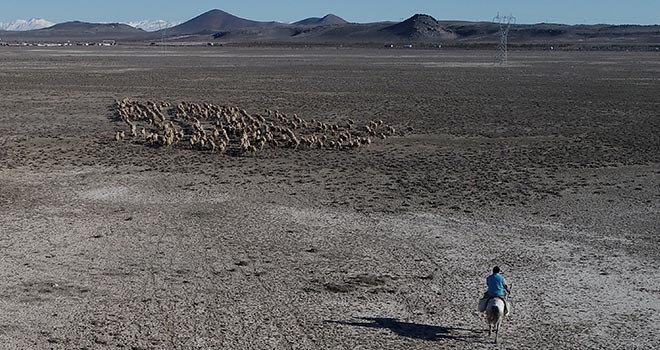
<box><xmin>326</xmin><ymin>317</ymin><xmax>483</xmax><ymax>342</ymax></box>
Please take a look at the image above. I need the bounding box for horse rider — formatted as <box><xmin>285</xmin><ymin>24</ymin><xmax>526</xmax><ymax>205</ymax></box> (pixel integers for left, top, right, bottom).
<box><xmin>478</xmin><ymin>266</ymin><xmax>510</xmax><ymax>316</ymax></box>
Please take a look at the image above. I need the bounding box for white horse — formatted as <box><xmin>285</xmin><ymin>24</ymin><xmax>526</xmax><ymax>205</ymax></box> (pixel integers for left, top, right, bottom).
<box><xmin>480</xmin><ymin>284</ymin><xmax>511</xmax><ymax>343</ymax></box>
<box><xmin>486</xmin><ymin>297</ymin><xmax>507</xmax><ymax>343</ymax></box>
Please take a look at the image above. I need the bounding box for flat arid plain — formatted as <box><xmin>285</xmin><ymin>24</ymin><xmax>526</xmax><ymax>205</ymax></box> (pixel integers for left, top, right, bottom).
<box><xmin>0</xmin><ymin>46</ymin><xmax>658</xmax><ymax>349</ymax></box>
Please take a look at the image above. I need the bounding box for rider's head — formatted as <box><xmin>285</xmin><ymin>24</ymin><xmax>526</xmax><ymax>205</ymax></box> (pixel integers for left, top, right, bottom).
<box><xmin>493</xmin><ymin>266</ymin><xmax>501</xmax><ymax>274</ymax></box>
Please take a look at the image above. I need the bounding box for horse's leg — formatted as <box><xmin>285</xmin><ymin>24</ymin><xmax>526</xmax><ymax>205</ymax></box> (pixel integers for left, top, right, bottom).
<box><xmin>488</xmin><ymin>323</ymin><xmax>492</xmax><ymax>337</ymax></box>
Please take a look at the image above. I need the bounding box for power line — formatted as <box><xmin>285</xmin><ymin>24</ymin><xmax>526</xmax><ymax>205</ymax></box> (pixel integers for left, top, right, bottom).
<box><xmin>160</xmin><ymin>22</ymin><xmax>167</xmax><ymax>55</ymax></box>
<box><xmin>494</xmin><ymin>13</ymin><xmax>516</xmax><ymax>65</ymax></box>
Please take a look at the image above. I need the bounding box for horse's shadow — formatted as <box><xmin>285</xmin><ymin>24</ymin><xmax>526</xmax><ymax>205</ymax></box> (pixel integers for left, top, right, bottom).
<box><xmin>326</xmin><ymin>317</ymin><xmax>483</xmax><ymax>342</ymax></box>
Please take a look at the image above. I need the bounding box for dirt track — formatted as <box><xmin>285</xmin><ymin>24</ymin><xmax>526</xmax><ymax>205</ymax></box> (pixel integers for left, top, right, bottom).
<box><xmin>0</xmin><ymin>47</ymin><xmax>658</xmax><ymax>349</ymax></box>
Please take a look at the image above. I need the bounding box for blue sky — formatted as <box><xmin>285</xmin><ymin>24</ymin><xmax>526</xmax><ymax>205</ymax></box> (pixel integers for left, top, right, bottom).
<box><xmin>1</xmin><ymin>0</ymin><xmax>658</xmax><ymax>25</ymax></box>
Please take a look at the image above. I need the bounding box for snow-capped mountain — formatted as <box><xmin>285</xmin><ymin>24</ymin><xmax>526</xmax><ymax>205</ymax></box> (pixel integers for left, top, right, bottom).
<box><xmin>0</xmin><ymin>18</ymin><xmax>178</xmax><ymax>32</ymax></box>
<box><xmin>0</xmin><ymin>18</ymin><xmax>54</xmax><ymax>31</ymax></box>
<box><xmin>126</xmin><ymin>20</ymin><xmax>180</xmax><ymax>32</ymax></box>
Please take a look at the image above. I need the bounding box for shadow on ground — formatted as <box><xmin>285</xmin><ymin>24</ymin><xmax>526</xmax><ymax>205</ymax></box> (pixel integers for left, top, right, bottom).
<box><xmin>327</xmin><ymin>317</ymin><xmax>485</xmax><ymax>342</ymax></box>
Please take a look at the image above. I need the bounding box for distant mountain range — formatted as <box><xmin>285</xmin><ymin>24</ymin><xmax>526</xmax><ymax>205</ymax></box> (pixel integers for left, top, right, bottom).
<box><xmin>0</xmin><ymin>18</ymin><xmax>178</xmax><ymax>32</ymax></box>
<box><xmin>1</xmin><ymin>9</ymin><xmax>659</xmax><ymax>47</ymax></box>
<box><xmin>0</xmin><ymin>18</ymin><xmax>54</xmax><ymax>31</ymax></box>
<box><xmin>127</xmin><ymin>20</ymin><xmax>181</xmax><ymax>32</ymax></box>
<box><xmin>1</xmin><ymin>21</ymin><xmax>147</xmax><ymax>42</ymax></box>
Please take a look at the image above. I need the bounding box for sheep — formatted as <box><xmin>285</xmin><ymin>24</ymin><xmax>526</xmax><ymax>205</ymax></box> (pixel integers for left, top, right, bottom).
<box><xmin>290</xmin><ymin>136</ymin><xmax>300</xmax><ymax>149</ymax></box>
<box><xmin>162</xmin><ymin>135</ymin><xmax>173</xmax><ymax>147</ymax></box>
<box><xmin>218</xmin><ymin>142</ymin><xmax>227</xmax><ymax>154</ymax></box>
<box><xmin>146</xmin><ymin>133</ymin><xmax>156</xmax><ymax>145</ymax></box>
<box><xmin>113</xmin><ymin>98</ymin><xmax>389</xmax><ymax>156</ymax></box>
<box><xmin>338</xmin><ymin>132</ymin><xmax>352</xmax><ymax>143</ymax></box>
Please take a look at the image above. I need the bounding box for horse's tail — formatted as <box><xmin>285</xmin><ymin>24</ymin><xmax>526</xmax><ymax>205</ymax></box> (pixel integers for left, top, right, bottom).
<box><xmin>490</xmin><ymin>304</ymin><xmax>501</xmax><ymax>318</ymax></box>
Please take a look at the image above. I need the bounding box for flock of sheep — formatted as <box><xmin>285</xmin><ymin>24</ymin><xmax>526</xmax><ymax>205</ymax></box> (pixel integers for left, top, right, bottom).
<box><xmin>112</xmin><ymin>98</ymin><xmax>396</xmax><ymax>156</ymax></box>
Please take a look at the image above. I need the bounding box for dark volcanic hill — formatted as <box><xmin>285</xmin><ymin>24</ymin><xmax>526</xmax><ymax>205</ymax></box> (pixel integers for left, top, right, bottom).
<box><xmin>286</xmin><ymin>14</ymin><xmax>457</xmax><ymax>44</ymax></box>
<box><xmin>164</xmin><ymin>9</ymin><xmax>280</xmax><ymax>35</ymax></box>
<box><xmin>294</xmin><ymin>14</ymin><xmax>348</xmax><ymax>26</ymax></box>
<box><xmin>381</xmin><ymin>14</ymin><xmax>456</xmax><ymax>41</ymax></box>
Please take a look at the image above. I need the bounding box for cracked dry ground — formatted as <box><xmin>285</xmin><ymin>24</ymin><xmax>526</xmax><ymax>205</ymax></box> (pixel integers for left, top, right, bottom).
<box><xmin>0</xmin><ymin>47</ymin><xmax>658</xmax><ymax>349</ymax></box>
